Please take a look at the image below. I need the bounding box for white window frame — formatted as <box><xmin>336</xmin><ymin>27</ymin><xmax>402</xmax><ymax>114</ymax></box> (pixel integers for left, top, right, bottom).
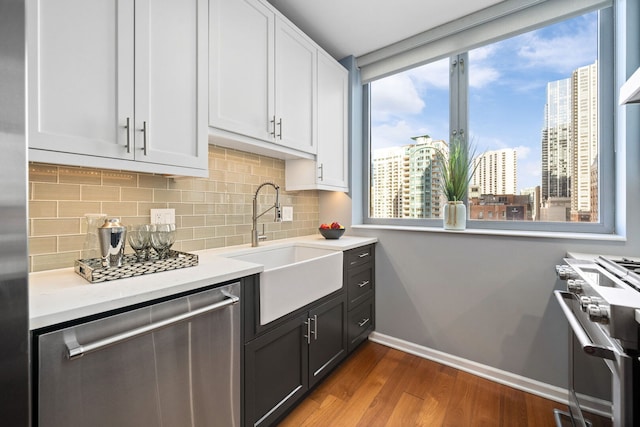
<box><xmin>362</xmin><ymin>1</ymin><xmax>616</xmax><ymax>234</ymax></box>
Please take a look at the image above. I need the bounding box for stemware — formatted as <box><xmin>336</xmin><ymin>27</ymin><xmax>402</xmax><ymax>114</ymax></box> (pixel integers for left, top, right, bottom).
<box><xmin>127</xmin><ymin>224</ymin><xmax>151</xmax><ymax>261</ymax></box>
<box><xmin>150</xmin><ymin>224</ymin><xmax>176</xmax><ymax>259</ymax></box>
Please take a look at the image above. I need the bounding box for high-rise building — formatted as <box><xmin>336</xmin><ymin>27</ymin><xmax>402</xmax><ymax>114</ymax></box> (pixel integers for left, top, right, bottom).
<box><xmin>470</xmin><ymin>148</ymin><xmax>517</xmax><ymax>195</ymax></box>
<box><xmin>371</xmin><ymin>135</ymin><xmax>447</xmax><ymax>219</ymax></box>
<box><xmin>541</xmin><ymin>78</ymin><xmax>572</xmax><ymax>201</ymax></box>
<box><xmin>571</xmin><ymin>62</ymin><xmax>598</xmax><ymax>221</ymax></box>
<box><xmin>540</xmin><ymin>61</ymin><xmax>598</xmax><ymax>222</ymax></box>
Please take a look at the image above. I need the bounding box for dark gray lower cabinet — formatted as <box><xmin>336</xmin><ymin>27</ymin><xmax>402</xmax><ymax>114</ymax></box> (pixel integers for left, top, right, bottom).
<box><xmin>244</xmin><ymin>294</ymin><xmax>347</xmax><ymax>427</ymax></box>
<box><xmin>244</xmin><ymin>313</ymin><xmax>309</xmax><ymax>427</ymax></box>
<box><xmin>308</xmin><ymin>295</ymin><xmax>347</xmax><ymax>388</ymax></box>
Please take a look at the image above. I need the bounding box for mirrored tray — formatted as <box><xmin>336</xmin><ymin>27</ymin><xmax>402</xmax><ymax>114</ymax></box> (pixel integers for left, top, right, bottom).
<box><xmin>74</xmin><ymin>250</ymin><xmax>198</xmax><ymax>283</ymax></box>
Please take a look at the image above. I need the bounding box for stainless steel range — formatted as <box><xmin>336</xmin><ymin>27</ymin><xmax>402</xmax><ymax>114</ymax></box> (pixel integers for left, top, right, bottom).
<box><xmin>555</xmin><ymin>255</ymin><xmax>640</xmax><ymax>427</ymax></box>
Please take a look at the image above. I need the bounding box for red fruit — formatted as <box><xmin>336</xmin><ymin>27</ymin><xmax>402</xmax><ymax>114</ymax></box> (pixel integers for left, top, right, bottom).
<box><xmin>320</xmin><ymin>223</ymin><xmax>330</xmax><ymax>229</ymax></box>
<box><xmin>330</xmin><ymin>222</ymin><xmax>341</xmax><ymax>229</ymax></box>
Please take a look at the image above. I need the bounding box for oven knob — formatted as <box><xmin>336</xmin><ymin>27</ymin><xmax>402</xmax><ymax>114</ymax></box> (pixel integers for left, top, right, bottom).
<box><xmin>567</xmin><ymin>279</ymin><xmax>585</xmax><ymax>293</ymax></box>
<box><xmin>580</xmin><ymin>296</ymin><xmax>601</xmax><ymax>311</ymax></box>
<box><xmin>555</xmin><ymin>265</ymin><xmax>577</xmax><ymax>280</ymax></box>
<box><xmin>587</xmin><ymin>304</ymin><xmax>609</xmax><ymax>324</ymax></box>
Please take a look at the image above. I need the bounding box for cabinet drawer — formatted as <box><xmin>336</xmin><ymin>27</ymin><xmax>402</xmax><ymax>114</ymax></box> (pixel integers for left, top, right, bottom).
<box><xmin>345</xmin><ymin>245</ymin><xmax>373</xmax><ymax>269</ymax></box>
<box><xmin>347</xmin><ymin>299</ymin><xmax>374</xmax><ymax>352</ymax></box>
<box><xmin>346</xmin><ymin>266</ymin><xmax>373</xmax><ymax>309</ymax></box>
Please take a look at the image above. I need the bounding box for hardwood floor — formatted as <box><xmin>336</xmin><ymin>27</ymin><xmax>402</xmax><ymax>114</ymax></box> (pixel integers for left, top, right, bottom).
<box><xmin>278</xmin><ymin>341</ymin><xmax>611</xmax><ymax>427</ymax></box>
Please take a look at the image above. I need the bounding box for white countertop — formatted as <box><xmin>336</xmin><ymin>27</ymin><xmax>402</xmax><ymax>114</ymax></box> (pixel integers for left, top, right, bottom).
<box><xmin>29</xmin><ymin>234</ymin><xmax>377</xmax><ymax>330</ymax></box>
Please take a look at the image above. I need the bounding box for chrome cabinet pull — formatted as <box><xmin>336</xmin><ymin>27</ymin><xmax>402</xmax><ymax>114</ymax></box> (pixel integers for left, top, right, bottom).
<box><xmin>276</xmin><ymin>118</ymin><xmax>282</xmax><ymax>140</ymax></box>
<box><xmin>359</xmin><ymin>252</ymin><xmax>369</xmax><ymax>258</ymax></box>
<box><xmin>270</xmin><ymin>116</ymin><xmax>276</xmax><ymax>137</ymax></box>
<box><xmin>554</xmin><ymin>291</ymin><xmax>616</xmax><ymax>361</ymax></box>
<box><xmin>304</xmin><ymin>318</ymin><xmax>311</xmax><ymax>344</ymax></box>
<box><xmin>66</xmin><ymin>293</ymin><xmax>239</xmax><ymax>360</ymax></box>
<box><xmin>358</xmin><ymin>318</ymin><xmax>370</xmax><ymax>328</ymax></box>
<box><xmin>142</xmin><ymin>121</ymin><xmax>148</xmax><ymax>156</ymax></box>
<box><xmin>125</xmin><ymin>117</ymin><xmax>131</xmax><ymax>153</ymax></box>
<box><xmin>358</xmin><ymin>280</ymin><xmax>370</xmax><ymax>288</ymax></box>
<box><xmin>313</xmin><ymin>314</ymin><xmax>318</xmax><ymax>340</ymax></box>
<box><xmin>318</xmin><ymin>163</ymin><xmax>324</xmax><ymax>181</ymax></box>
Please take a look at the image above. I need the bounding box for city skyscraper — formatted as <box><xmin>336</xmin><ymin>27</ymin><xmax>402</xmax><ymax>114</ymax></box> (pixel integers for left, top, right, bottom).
<box><xmin>571</xmin><ymin>61</ymin><xmax>598</xmax><ymax>221</ymax></box>
<box><xmin>470</xmin><ymin>148</ymin><xmax>517</xmax><ymax>195</ymax></box>
<box><xmin>371</xmin><ymin>136</ymin><xmax>447</xmax><ymax>219</ymax></box>
<box><xmin>541</xmin><ymin>78</ymin><xmax>572</xmax><ymax>201</ymax></box>
<box><xmin>540</xmin><ymin>61</ymin><xmax>598</xmax><ymax>222</ymax></box>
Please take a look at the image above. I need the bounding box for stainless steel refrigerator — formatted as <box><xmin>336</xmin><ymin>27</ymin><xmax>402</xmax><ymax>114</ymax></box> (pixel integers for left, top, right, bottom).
<box><xmin>0</xmin><ymin>0</ymin><xmax>31</xmax><ymax>425</ymax></box>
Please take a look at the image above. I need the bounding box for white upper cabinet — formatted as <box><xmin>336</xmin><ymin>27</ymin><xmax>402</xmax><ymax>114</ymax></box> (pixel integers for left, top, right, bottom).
<box><xmin>209</xmin><ymin>0</ymin><xmax>316</xmax><ymax>155</ymax></box>
<box><xmin>209</xmin><ymin>0</ymin><xmax>274</xmax><ymax>142</ymax></box>
<box><xmin>274</xmin><ymin>19</ymin><xmax>316</xmax><ymax>153</ymax></box>
<box><xmin>28</xmin><ymin>0</ymin><xmax>208</xmax><ymax>177</ymax></box>
<box><xmin>316</xmin><ymin>51</ymin><xmax>349</xmax><ymax>190</ymax></box>
<box><xmin>286</xmin><ymin>52</ymin><xmax>349</xmax><ymax>192</ymax></box>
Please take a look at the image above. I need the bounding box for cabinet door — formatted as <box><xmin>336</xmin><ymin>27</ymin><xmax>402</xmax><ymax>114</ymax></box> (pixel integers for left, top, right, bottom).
<box><xmin>134</xmin><ymin>0</ymin><xmax>208</xmax><ymax>170</ymax></box>
<box><xmin>275</xmin><ymin>18</ymin><xmax>316</xmax><ymax>154</ymax></box>
<box><xmin>209</xmin><ymin>0</ymin><xmax>275</xmax><ymax>143</ymax></box>
<box><xmin>308</xmin><ymin>294</ymin><xmax>347</xmax><ymax>388</ymax></box>
<box><xmin>317</xmin><ymin>51</ymin><xmax>349</xmax><ymax>190</ymax></box>
<box><xmin>245</xmin><ymin>314</ymin><xmax>309</xmax><ymax>427</ymax></box>
<box><xmin>27</xmin><ymin>0</ymin><xmax>134</xmax><ymax>160</ymax></box>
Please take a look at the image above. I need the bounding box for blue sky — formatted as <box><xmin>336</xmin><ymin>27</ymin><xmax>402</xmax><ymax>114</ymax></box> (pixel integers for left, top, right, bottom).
<box><xmin>370</xmin><ymin>12</ymin><xmax>598</xmax><ymax>192</ymax></box>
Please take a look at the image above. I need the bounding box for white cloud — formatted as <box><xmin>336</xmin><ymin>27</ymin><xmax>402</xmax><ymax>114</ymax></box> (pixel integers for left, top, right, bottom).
<box><xmin>405</xmin><ymin>59</ymin><xmax>450</xmax><ymax>89</ymax></box>
<box><xmin>371</xmin><ymin>74</ymin><xmax>424</xmax><ymax>121</ymax></box>
<box><xmin>371</xmin><ymin>120</ymin><xmax>431</xmax><ymax>149</ymax></box>
<box><xmin>513</xmin><ymin>145</ymin><xmax>531</xmax><ymax>160</ymax></box>
<box><xmin>469</xmin><ymin>66</ymin><xmax>500</xmax><ymax>89</ymax></box>
<box><xmin>515</xmin><ymin>18</ymin><xmax>597</xmax><ymax>74</ymax></box>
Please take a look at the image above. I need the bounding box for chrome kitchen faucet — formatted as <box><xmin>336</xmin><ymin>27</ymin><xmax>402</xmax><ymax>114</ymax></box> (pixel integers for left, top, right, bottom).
<box><xmin>251</xmin><ymin>182</ymin><xmax>282</xmax><ymax>247</ymax></box>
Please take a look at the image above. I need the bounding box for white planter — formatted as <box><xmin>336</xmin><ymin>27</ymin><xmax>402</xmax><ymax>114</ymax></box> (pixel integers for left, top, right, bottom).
<box><xmin>444</xmin><ymin>201</ymin><xmax>466</xmax><ymax>230</ymax></box>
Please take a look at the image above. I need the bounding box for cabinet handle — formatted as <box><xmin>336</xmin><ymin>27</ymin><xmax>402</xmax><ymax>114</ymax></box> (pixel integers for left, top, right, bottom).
<box><xmin>304</xmin><ymin>318</ymin><xmax>311</xmax><ymax>344</ymax></box>
<box><xmin>125</xmin><ymin>117</ymin><xmax>131</xmax><ymax>153</ymax></box>
<box><xmin>277</xmin><ymin>118</ymin><xmax>282</xmax><ymax>140</ymax></box>
<box><xmin>312</xmin><ymin>314</ymin><xmax>318</xmax><ymax>340</ymax></box>
<box><xmin>358</xmin><ymin>318</ymin><xmax>370</xmax><ymax>328</ymax></box>
<box><xmin>358</xmin><ymin>280</ymin><xmax>370</xmax><ymax>288</ymax></box>
<box><xmin>318</xmin><ymin>163</ymin><xmax>324</xmax><ymax>181</ymax></box>
<box><xmin>270</xmin><ymin>116</ymin><xmax>276</xmax><ymax>137</ymax></box>
<box><xmin>359</xmin><ymin>252</ymin><xmax>370</xmax><ymax>258</ymax></box>
<box><xmin>141</xmin><ymin>121</ymin><xmax>148</xmax><ymax>156</ymax></box>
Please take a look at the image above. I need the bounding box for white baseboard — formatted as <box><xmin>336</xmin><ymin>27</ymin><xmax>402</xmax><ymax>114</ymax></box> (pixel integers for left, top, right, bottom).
<box><xmin>368</xmin><ymin>332</ymin><xmax>611</xmax><ymax>418</ymax></box>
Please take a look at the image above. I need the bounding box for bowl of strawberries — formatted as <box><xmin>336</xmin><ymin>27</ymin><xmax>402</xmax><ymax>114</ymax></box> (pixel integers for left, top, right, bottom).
<box><xmin>319</xmin><ymin>222</ymin><xmax>345</xmax><ymax>239</ymax></box>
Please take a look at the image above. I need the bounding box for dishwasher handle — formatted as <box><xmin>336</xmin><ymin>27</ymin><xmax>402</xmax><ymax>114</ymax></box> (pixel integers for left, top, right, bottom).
<box><xmin>67</xmin><ymin>291</ymin><xmax>239</xmax><ymax>360</ymax></box>
<box><xmin>554</xmin><ymin>290</ymin><xmax>616</xmax><ymax>361</ymax></box>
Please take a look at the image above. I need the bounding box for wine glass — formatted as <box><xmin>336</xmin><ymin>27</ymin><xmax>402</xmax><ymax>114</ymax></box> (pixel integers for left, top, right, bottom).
<box><xmin>127</xmin><ymin>224</ymin><xmax>150</xmax><ymax>261</ymax></box>
<box><xmin>150</xmin><ymin>224</ymin><xmax>176</xmax><ymax>259</ymax></box>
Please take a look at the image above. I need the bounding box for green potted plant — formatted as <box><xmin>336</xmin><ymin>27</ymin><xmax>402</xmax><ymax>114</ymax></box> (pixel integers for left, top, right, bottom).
<box><xmin>437</xmin><ymin>137</ymin><xmax>478</xmax><ymax>230</ymax></box>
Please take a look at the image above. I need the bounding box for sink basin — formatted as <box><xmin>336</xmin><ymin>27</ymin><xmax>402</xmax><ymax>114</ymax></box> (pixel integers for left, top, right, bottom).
<box><xmin>224</xmin><ymin>244</ymin><xmax>343</xmax><ymax>324</ymax></box>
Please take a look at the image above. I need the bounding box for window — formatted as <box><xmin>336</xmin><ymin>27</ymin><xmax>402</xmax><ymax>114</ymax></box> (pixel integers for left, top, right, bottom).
<box><xmin>365</xmin><ymin>4</ymin><xmax>614</xmax><ymax>233</ymax></box>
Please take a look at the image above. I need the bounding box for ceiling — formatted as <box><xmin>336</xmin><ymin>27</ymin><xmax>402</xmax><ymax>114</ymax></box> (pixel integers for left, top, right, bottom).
<box><xmin>267</xmin><ymin>0</ymin><xmax>506</xmax><ymax>60</ymax></box>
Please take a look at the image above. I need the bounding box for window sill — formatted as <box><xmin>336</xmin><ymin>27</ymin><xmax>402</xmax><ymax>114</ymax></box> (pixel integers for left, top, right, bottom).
<box><xmin>352</xmin><ymin>224</ymin><xmax>626</xmax><ymax>242</ymax></box>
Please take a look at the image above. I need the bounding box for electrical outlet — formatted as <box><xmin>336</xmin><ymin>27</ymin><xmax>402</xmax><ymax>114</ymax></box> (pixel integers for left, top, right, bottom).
<box><xmin>281</xmin><ymin>206</ymin><xmax>293</xmax><ymax>222</ymax></box>
<box><xmin>150</xmin><ymin>208</ymin><xmax>175</xmax><ymax>224</ymax></box>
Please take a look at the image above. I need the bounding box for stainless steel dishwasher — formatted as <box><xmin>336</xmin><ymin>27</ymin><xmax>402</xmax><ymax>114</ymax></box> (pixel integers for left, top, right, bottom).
<box><xmin>35</xmin><ymin>281</ymin><xmax>240</xmax><ymax>427</ymax></box>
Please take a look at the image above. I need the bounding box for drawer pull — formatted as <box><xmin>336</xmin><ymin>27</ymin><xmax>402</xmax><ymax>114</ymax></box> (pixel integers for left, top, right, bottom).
<box><xmin>358</xmin><ymin>252</ymin><xmax>370</xmax><ymax>258</ymax></box>
<box><xmin>357</xmin><ymin>318</ymin><xmax>370</xmax><ymax>328</ymax></box>
<box><xmin>358</xmin><ymin>280</ymin><xmax>370</xmax><ymax>288</ymax></box>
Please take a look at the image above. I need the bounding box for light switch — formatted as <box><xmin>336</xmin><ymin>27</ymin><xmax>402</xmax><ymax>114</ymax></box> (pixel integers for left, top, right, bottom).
<box><xmin>282</xmin><ymin>206</ymin><xmax>293</xmax><ymax>222</ymax></box>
